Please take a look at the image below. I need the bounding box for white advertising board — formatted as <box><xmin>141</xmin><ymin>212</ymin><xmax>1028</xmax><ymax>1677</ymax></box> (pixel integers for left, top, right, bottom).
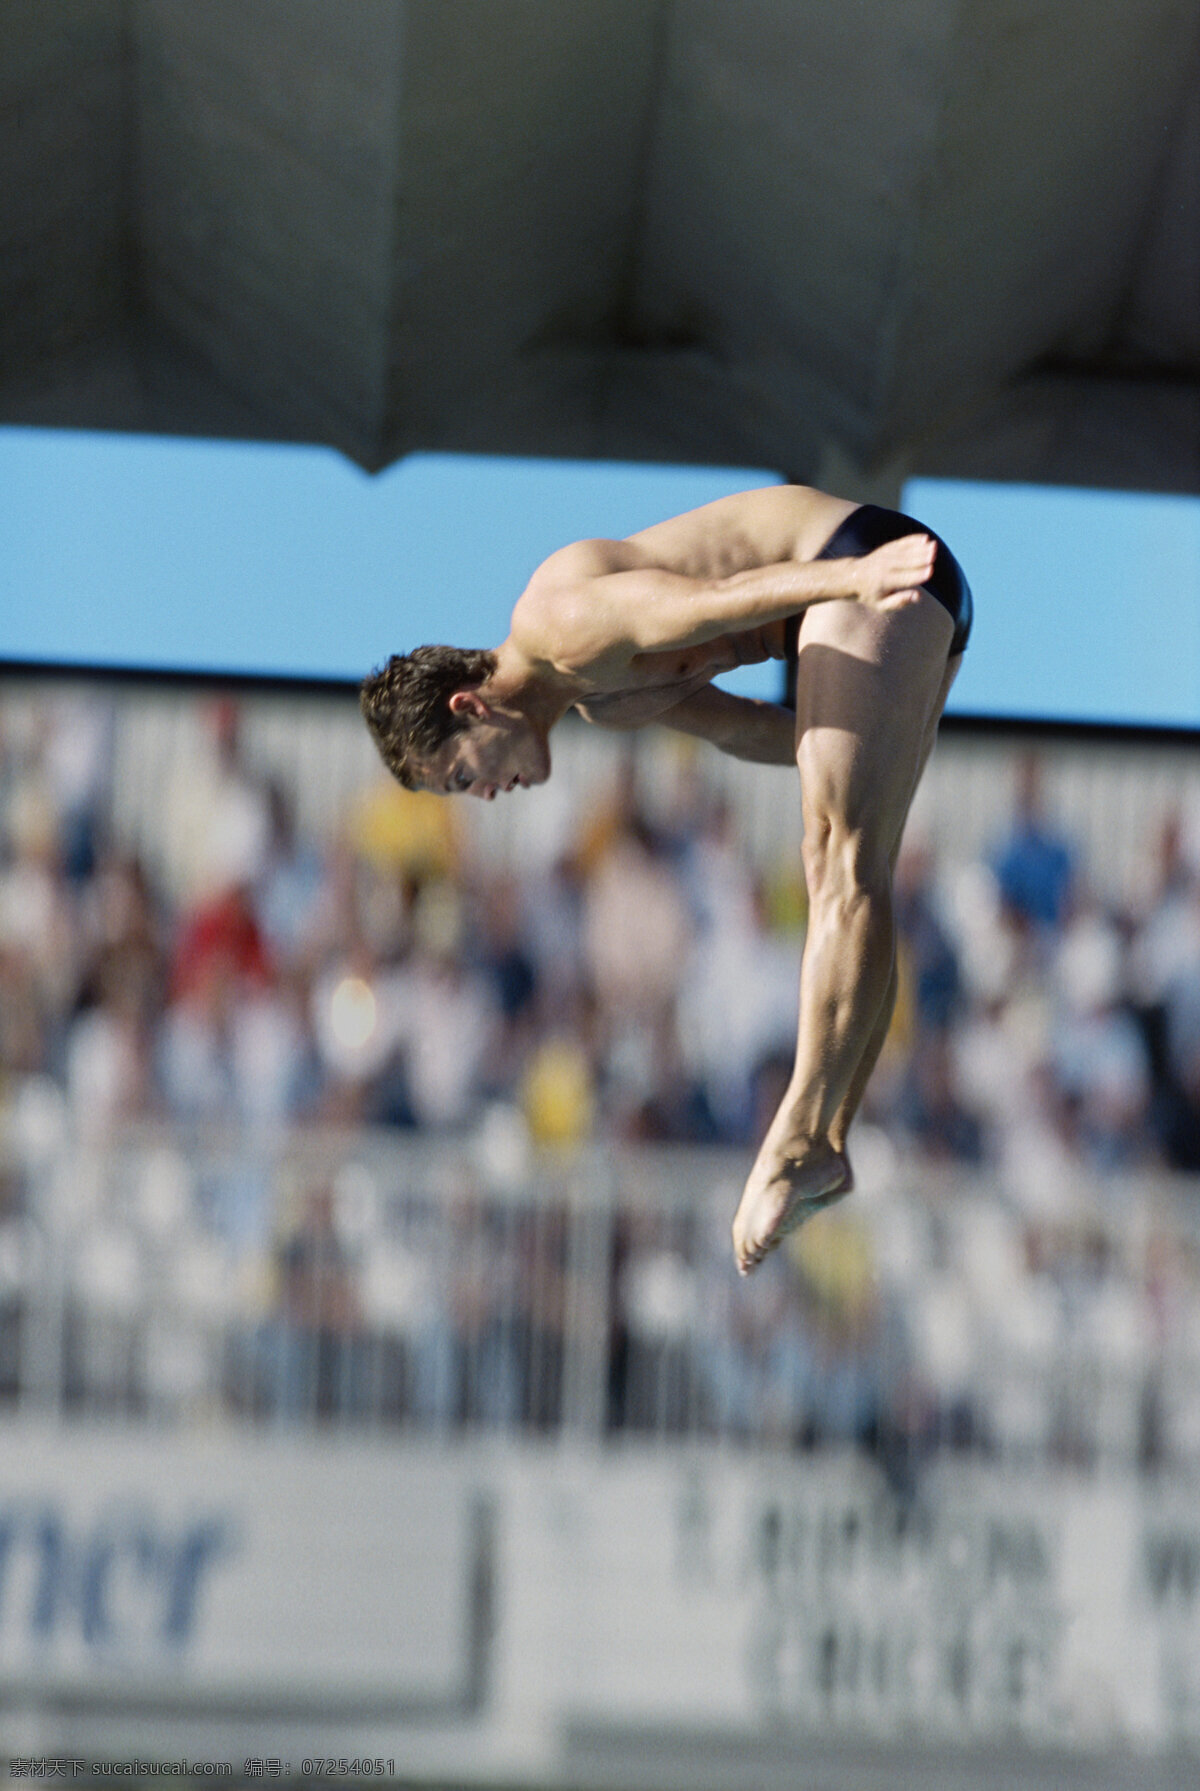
<box><xmin>0</xmin><ymin>1428</ymin><xmax>483</xmax><ymax>1715</ymax></box>
<box><xmin>511</xmin><ymin>1453</ymin><xmax>1200</xmax><ymax>1752</ymax></box>
<box><xmin>1</xmin><ymin>1426</ymin><xmax>1198</xmax><ymax>1774</ymax></box>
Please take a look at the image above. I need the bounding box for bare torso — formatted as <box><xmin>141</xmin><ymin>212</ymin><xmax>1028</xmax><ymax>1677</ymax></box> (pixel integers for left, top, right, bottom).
<box><xmin>514</xmin><ymin>484</ymin><xmax>859</xmax><ymax>724</ymax></box>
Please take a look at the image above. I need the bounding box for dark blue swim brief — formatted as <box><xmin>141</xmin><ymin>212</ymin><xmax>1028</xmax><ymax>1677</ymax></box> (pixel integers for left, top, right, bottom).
<box><xmin>785</xmin><ymin>502</ymin><xmax>974</xmax><ymax>664</ymax></box>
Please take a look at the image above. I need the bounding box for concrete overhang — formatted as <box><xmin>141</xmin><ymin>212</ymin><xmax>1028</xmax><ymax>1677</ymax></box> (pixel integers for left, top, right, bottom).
<box><xmin>2</xmin><ymin>0</ymin><xmax>1197</xmax><ymax>496</ymax></box>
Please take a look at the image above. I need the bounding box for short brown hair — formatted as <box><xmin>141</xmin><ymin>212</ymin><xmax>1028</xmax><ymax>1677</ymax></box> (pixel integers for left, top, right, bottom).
<box><xmin>360</xmin><ymin>645</ymin><xmax>498</xmax><ymax>788</ymax></box>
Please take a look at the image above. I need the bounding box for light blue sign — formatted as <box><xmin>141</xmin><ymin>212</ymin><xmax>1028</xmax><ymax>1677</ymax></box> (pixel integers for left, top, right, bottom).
<box><xmin>3</xmin><ymin>426</ymin><xmax>1196</xmax><ymax>728</ymax></box>
<box><xmin>0</xmin><ymin>427</ymin><xmax>779</xmax><ymax>695</ymax></box>
<box><xmin>905</xmin><ymin>477</ymin><xmax>1200</xmax><ymax>730</ymax></box>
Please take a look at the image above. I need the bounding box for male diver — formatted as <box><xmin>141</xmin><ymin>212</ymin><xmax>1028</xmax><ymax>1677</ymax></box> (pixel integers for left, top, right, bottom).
<box><xmin>360</xmin><ymin>484</ymin><xmax>972</xmax><ymax>1275</ymax></box>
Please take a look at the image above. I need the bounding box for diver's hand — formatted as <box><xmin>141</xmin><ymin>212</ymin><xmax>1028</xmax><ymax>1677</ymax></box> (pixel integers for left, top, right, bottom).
<box><xmin>853</xmin><ymin>533</ymin><xmax>937</xmax><ymax>609</ymax></box>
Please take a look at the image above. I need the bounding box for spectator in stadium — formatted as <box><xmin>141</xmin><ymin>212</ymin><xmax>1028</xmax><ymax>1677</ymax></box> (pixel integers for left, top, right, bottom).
<box><xmin>175</xmin><ymin>696</ymin><xmax>273</xmax><ymax>899</ymax></box>
<box><xmin>254</xmin><ymin>779</ymin><xmax>332</xmax><ymax>969</ymax></box>
<box><xmin>402</xmin><ymin>880</ymin><xmax>502</xmax><ymax>1131</ymax></box>
<box><xmin>170</xmin><ymin>877</ymin><xmax>272</xmax><ymax>1005</ymax></box>
<box><xmin>893</xmin><ymin>837</ymin><xmax>965</xmax><ymax>1037</ymax></box>
<box><xmin>0</xmin><ymin>781</ymin><xmax>81</xmax><ymax>1050</ymax></box>
<box><xmin>36</xmin><ymin>687</ymin><xmax>113</xmax><ymax>885</ymax></box>
<box><xmin>1128</xmin><ymin>813</ymin><xmax>1200</xmax><ymax>1168</ymax></box>
<box><xmin>1050</xmin><ymin>894</ymin><xmax>1153</xmax><ymax>1169</ymax></box>
<box><xmin>582</xmin><ymin>811</ymin><xmax>694</xmax><ymax>1130</ymax></box>
<box><xmin>990</xmin><ymin>753</ymin><xmax>1077</xmax><ymax>934</ymax></box>
<box><xmin>468</xmin><ymin>870</ymin><xmax>541</xmax><ymax>1105</ymax></box>
<box><xmin>521</xmin><ymin>850</ymin><xmax>589</xmax><ymax>1015</ymax></box>
<box><xmin>898</xmin><ymin>1031</ymin><xmax>987</xmax><ymax>1164</ymax></box>
<box><xmin>266</xmin><ymin>1181</ymin><xmax>367</xmax><ymax>1421</ymax></box>
<box><xmin>677</xmin><ymin>878</ymin><xmax>800</xmax><ymax>1143</ymax></box>
<box><xmin>66</xmin><ymin>936</ymin><xmax>160</xmax><ymax>1137</ymax></box>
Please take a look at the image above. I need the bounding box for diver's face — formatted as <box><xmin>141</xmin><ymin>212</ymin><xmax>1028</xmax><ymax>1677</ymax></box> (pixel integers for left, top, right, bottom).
<box><xmin>422</xmin><ymin>714</ymin><xmax>550</xmax><ymax>800</ymax></box>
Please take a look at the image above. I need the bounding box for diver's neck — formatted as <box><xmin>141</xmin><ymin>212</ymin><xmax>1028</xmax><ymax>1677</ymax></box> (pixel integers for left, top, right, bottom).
<box><xmin>487</xmin><ymin>637</ymin><xmax>578</xmax><ymax>733</ymax></box>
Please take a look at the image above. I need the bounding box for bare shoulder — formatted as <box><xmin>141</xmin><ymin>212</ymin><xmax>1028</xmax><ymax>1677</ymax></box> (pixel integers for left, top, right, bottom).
<box><xmin>524</xmin><ymin>536</ymin><xmax>651</xmax><ymax>591</ymax></box>
<box><xmin>511</xmin><ymin>537</ymin><xmax>652</xmax><ymax>669</ymax></box>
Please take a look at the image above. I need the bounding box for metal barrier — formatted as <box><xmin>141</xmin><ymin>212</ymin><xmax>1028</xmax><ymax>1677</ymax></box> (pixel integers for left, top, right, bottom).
<box><xmin>4</xmin><ymin>1124</ymin><xmax>1200</xmax><ymax>1482</ymax></box>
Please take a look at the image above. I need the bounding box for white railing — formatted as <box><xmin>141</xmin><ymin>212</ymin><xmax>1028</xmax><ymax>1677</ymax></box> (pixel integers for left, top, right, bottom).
<box><xmin>5</xmin><ymin>1124</ymin><xmax>1200</xmax><ymax>1484</ymax></box>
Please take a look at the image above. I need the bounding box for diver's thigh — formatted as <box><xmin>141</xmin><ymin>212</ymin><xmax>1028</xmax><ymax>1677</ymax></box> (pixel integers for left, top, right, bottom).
<box><xmin>881</xmin><ymin>651</ymin><xmax>961</xmax><ymax>861</ymax></box>
<box><xmin>793</xmin><ymin>593</ymin><xmax>955</xmax><ymax>842</ymax></box>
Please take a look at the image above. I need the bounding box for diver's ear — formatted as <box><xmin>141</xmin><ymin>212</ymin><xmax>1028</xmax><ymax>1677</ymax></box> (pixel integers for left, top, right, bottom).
<box><xmin>448</xmin><ymin>688</ymin><xmax>490</xmax><ymax>720</ymax></box>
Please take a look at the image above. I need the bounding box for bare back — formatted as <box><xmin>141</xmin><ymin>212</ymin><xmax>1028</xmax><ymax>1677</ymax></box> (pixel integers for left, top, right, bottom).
<box><xmin>515</xmin><ymin>484</ymin><xmax>859</xmax><ymax>722</ymax></box>
<box><xmin>623</xmin><ymin>483</ymin><xmax>856</xmax><ymax>579</ymax></box>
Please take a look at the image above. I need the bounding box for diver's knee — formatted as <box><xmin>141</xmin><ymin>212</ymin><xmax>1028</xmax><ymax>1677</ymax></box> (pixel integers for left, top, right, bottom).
<box><xmin>802</xmin><ymin>812</ymin><xmax>890</xmax><ymax>909</ymax></box>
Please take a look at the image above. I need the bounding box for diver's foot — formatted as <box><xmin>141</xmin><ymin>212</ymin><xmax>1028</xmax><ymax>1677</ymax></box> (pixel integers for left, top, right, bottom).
<box><xmin>731</xmin><ymin>1136</ymin><xmax>852</xmax><ymax>1276</ymax></box>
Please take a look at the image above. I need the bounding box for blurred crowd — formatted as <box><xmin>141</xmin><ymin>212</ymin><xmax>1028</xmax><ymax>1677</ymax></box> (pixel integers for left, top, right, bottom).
<box><xmin>6</xmin><ymin>685</ymin><xmax>1200</xmax><ymax>1185</ymax></box>
<box><xmin>3</xmin><ymin>684</ymin><xmax>1200</xmax><ymax>1476</ymax></box>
